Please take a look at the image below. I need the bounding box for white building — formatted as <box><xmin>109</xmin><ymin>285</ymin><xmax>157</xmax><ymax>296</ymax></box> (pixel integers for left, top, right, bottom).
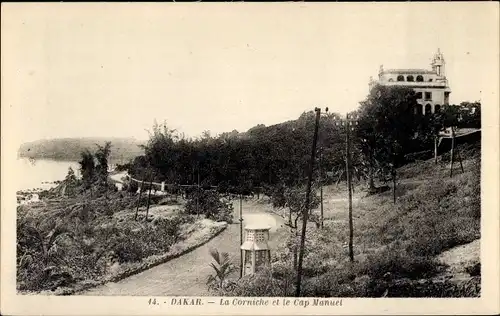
<box><xmin>369</xmin><ymin>49</ymin><xmax>451</xmax><ymax>115</ymax></box>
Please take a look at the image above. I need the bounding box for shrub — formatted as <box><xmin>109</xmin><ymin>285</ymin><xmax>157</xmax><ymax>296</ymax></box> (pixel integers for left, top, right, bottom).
<box><xmin>227</xmin><ymin>268</ymin><xmax>291</xmax><ymax>297</ymax></box>
<box><xmin>465</xmin><ymin>262</ymin><xmax>480</xmax><ymax>277</ymax></box>
<box><xmin>470</xmin><ymin>156</ymin><xmax>481</xmax><ymax>219</ymax></box>
<box><xmin>359</xmin><ymin>247</ymin><xmax>443</xmax><ymax>280</ymax></box>
<box><xmin>379</xmin><ymin>277</ymin><xmax>480</xmax><ymax>297</ymax></box>
<box><xmin>153</xmin><ymin>217</ymin><xmax>182</xmax><ymax>244</ymax></box>
<box><xmin>185</xmin><ymin>189</ymin><xmax>233</xmax><ymax>223</ymax></box>
<box><xmin>112</xmin><ymin>237</ymin><xmax>144</xmax><ymax>263</ymax></box>
<box><xmin>128</xmin><ymin>180</ymin><xmax>139</xmax><ymax>193</ymax></box>
<box><xmin>211</xmin><ymin>202</ymin><xmax>234</xmax><ymax>223</ymax></box>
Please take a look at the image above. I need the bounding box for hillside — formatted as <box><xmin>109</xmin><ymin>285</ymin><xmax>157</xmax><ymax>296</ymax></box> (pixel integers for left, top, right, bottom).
<box><xmin>18</xmin><ymin>137</ymin><xmax>145</xmax><ymax>162</ymax></box>
<box><xmin>223</xmin><ymin>143</ymin><xmax>481</xmax><ymax>297</ymax></box>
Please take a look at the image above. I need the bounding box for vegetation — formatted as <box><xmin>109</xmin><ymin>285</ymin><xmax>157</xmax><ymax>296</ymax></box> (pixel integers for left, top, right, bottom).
<box><xmin>185</xmin><ymin>189</ymin><xmax>234</xmax><ymax>223</ymax></box>
<box><xmin>127</xmin><ymin>99</ymin><xmax>480</xmax><ymax>198</ymax></box>
<box><xmin>206</xmin><ymin>248</ymin><xmax>237</xmax><ymax>293</ymax></box>
<box><xmin>17</xmin><ymin>83</ymin><xmax>481</xmax><ymax>297</ymax></box>
<box><xmin>16</xmin><ymin>139</ymin><xmax>233</xmax><ymax>293</ymax></box>
<box><xmin>216</xmin><ymin>149</ymin><xmax>480</xmax><ymax>297</ymax></box>
<box><xmin>128</xmin><ymin>116</ymin><xmax>346</xmax><ymax>191</ymax></box>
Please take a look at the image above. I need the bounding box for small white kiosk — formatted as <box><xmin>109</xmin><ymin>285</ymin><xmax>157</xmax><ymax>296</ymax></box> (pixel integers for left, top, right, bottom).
<box><xmin>240</xmin><ymin>224</ymin><xmax>272</xmax><ymax>276</ymax></box>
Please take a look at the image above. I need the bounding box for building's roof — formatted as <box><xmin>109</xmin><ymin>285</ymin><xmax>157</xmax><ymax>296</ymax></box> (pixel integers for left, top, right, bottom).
<box><xmin>381</xmin><ymin>69</ymin><xmax>436</xmax><ymax>75</ymax></box>
<box><xmin>245</xmin><ymin>224</ymin><xmax>272</xmax><ymax>231</ymax></box>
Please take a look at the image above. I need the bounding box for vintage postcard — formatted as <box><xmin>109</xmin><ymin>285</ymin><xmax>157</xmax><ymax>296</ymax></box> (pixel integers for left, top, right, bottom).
<box><xmin>1</xmin><ymin>2</ymin><xmax>499</xmax><ymax>315</ymax></box>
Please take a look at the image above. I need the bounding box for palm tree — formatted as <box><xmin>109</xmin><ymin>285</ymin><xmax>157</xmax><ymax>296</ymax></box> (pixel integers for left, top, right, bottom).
<box><xmin>17</xmin><ymin>218</ymin><xmax>72</xmax><ymax>280</ymax></box>
<box><xmin>207</xmin><ymin>248</ymin><xmax>236</xmax><ymax>291</ymax></box>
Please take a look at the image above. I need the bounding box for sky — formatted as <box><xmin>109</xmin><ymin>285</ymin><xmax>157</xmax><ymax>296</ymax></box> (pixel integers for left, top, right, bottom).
<box><xmin>2</xmin><ymin>2</ymin><xmax>499</xmax><ymax>147</ymax></box>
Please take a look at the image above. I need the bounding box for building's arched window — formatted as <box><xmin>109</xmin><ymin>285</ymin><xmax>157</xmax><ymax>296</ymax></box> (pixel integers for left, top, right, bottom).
<box><xmin>416</xmin><ymin>75</ymin><xmax>424</xmax><ymax>82</ymax></box>
<box><xmin>435</xmin><ymin>104</ymin><xmax>441</xmax><ymax>113</ymax></box>
<box><xmin>388</xmin><ymin>78</ymin><xmax>394</xmax><ymax>82</ymax></box>
<box><xmin>425</xmin><ymin>104</ymin><xmax>432</xmax><ymax>115</ymax></box>
<box><xmin>397</xmin><ymin>75</ymin><xmax>404</xmax><ymax>82</ymax></box>
<box><xmin>407</xmin><ymin>75</ymin><xmax>414</xmax><ymax>82</ymax></box>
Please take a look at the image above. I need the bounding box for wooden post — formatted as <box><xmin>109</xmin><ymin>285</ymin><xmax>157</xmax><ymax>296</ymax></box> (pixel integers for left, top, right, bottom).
<box><xmin>457</xmin><ymin>149</ymin><xmax>464</xmax><ymax>173</ymax></box>
<box><xmin>196</xmin><ymin>172</ymin><xmax>200</xmax><ymax>218</ymax></box>
<box><xmin>145</xmin><ymin>172</ymin><xmax>154</xmax><ymax>222</ymax></box>
<box><xmin>346</xmin><ymin>122</ymin><xmax>354</xmax><ymax>262</ymax></box>
<box><xmin>450</xmin><ymin>127</ymin><xmax>455</xmax><ymax>178</ymax></box>
<box><xmin>134</xmin><ymin>177</ymin><xmax>146</xmax><ymax>221</ymax></box>
<box><xmin>251</xmin><ymin>251</ymin><xmax>256</xmax><ymax>274</ymax></box>
<box><xmin>392</xmin><ymin>167</ymin><xmax>396</xmax><ymax>204</ymax></box>
<box><xmin>335</xmin><ymin>168</ymin><xmax>344</xmax><ymax>187</ymax></box>
<box><xmin>319</xmin><ymin>149</ymin><xmax>324</xmax><ymax>229</ymax></box>
<box><xmin>295</xmin><ymin>107</ymin><xmax>321</xmax><ymax>297</ymax></box>
<box><xmin>434</xmin><ymin>136</ymin><xmax>438</xmax><ymax>164</ymax></box>
<box><xmin>239</xmin><ymin>194</ymin><xmax>243</xmax><ymax>278</ymax></box>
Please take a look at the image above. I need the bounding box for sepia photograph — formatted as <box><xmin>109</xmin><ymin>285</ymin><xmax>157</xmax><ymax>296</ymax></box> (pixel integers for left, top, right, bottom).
<box><xmin>1</xmin><ymin>2</ymin><xmax>499</xmax><ymax>315</ymax></box>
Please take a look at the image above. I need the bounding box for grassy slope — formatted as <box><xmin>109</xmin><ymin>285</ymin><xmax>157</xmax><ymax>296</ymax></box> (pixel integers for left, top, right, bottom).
<box><xmin>230</xmin><ymin>147</ymin><xmax>480</xmax><ymax>297</ymax></box>
<box><xmin>306</xmin><ymin>151</ymin><xmax>480</xmax><ymax>296</ymax></box>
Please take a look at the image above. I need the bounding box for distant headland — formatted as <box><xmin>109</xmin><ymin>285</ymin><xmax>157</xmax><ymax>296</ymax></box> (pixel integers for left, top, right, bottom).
<box><xmin>17</xmin><ymin>137</ymin><xmax>145</xmax><ymax>162</ymax></box>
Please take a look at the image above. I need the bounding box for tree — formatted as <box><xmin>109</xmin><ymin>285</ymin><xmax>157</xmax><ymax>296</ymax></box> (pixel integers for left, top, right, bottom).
<box><xmin>357</xmin><ymin>84</ymin><xmax>419</xmax><ymax>200</ymax></box>
<box><xmin>65</xmin><ymin>167</ymin><xmax>77</xmax><ymax>183</ymax></box>
<box><xmin>63</xmin><ymin>167</ymin><xmax>80</xmax><ymax>197</ymax></box>
<box><xmin>142</xmin><ymin>121</ymin><xmax>178</xmax><ymax>183</ymax></box>
<box><xmin>271</xmin><ymin>185</ymin><xmax>320</xmax><ymax>269</ymax></box>
<box><xmin>207</xmin><ymin>248</ymin><xmax>236</xmax><ymax>293</ymax></box>
<box><xmin>95</xmin><ymin>142</ymin><xmax>112</xmax><ymax>197</ymax></box>
<box><xmin>79</xmin><ymin>149</ymin><xmax>95</xmax><ymax>197</ymax></box>
<box><xmin>456</xmin><ymin>101</ymin><xmax>481</xmax><ymax>128</ymax></box>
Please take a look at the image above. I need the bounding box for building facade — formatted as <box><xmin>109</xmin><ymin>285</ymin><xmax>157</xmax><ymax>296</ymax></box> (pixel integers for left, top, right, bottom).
<box><xmin>369</xmin><ymin>49</ymin><xmax>451</xmax><ymax>115</ymax></box>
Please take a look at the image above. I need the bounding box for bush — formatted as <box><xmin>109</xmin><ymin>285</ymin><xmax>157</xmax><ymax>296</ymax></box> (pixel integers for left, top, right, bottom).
<box><xmin>153</xmin><ymin>217</ymin><xmax>183</xmax><ymax>244</ymax></box>
<box><xmin>465</xmin><ymin>262</ymin><xmax>480</xmax><ymax>277</ymax></box>
<box><xmin>128</xmin><ymin>180</ymin><xmax>139</xmax><ymax>193</ymax></box>
<box><xmin>227</xmin><ymin>268</ymin><xmax>292</xmax><ymax>297</ymax></box>
<box><xmin>359</xmin><ymin>247</ymin><xmax>443</xmax><ymax>280</ymax></box>
<box><xmin>379</xmin><ymin>277</ymin><xmax>480</xmax><ymax>297</ymax></box>
<box><xmin>185</xmin><ymin>190</ymin><xmax>233</xmax><ymax>223</ymax></box>
<box><xmin>112</xmin><ymin>235</ymin><xmax>145</xmax><ymax>263</ymax></box>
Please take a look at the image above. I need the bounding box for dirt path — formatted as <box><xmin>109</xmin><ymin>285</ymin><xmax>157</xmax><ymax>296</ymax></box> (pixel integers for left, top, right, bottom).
<box><xmin>436</xmin><ymin>239</ymin><xmax>480</xmax><ymax>279</ymax></box>
<box><xmin>109</xmin><ymin>171</ymin><xmax>127</xmax><ymax>183</ymax></box>
<box><xmin>80</xmin><ymin>199</ymin><xmax>286</xmax><ymax>296</ymax></box>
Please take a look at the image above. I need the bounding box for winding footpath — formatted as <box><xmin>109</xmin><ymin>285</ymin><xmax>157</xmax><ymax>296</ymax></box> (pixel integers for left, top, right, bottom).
<box><xmin>79</xmin><ymin>199</ymin><xmax>287</xmax><ymax>296</ymax></box>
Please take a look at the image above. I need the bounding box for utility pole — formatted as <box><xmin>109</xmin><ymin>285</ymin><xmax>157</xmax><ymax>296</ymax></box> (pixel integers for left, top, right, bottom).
<box><xmin>319</xmin><ymin>148</ymin><xmax>324</xmax><ymax>229</ymax></box>
<box><xmin>345</xmin><ymin>118</ymin><xmax>354</xmax><ymax>262</ymax></box>
<box><xmin>196</xmin><ymin>171</ymin><xmax>200</xmax><ymax>217</ymax></box>
<box><xmin>450</xmin><ymin>126</ymin><xmax>455</xmax><ymax>177</ymax></box>
<box><xmin>392</xmin><ymin>152</ymin><xmax>397</xmax><ymax>204</ymax></box>
<box><xmin>335</xmin><ymin>113</ymin><xmax>358</xmax><ymax>262</ymax></box>
<box><xmin>317</xmin><ymin>108</ymin><xmax>329</xmax><ymax>229</ymax></box>
<box><xmin>239</xmin><ymin>193</ymin><xmax>243</xmax><ymax>278</ymax></box>
<box><xmin>450</xmin><ymin>126</ymin><xmax>464</xmax><ymax>178</ymax></box>
<box><xmin>295</xmin><ymin>107</ymin><xmax>322</xmax><ymax>297</ymax></box>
